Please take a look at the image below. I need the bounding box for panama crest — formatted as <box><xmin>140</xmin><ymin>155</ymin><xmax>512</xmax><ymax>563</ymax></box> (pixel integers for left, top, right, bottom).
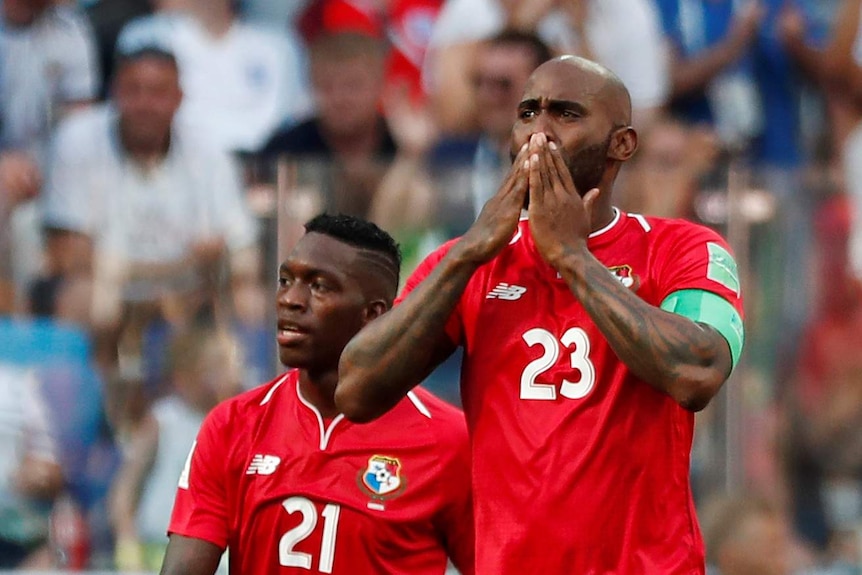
<box><xmin>608</xmin><ymin>265</ymin><xmax>640</xmax><ymax>291</ymax></box>
<box><xmin>358</xmin><ymin>455</ymin><xmax>405</xmax><ymax>500</ymax></box>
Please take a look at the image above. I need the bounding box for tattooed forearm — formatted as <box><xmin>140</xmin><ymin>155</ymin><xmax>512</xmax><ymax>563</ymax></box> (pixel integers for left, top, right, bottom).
<box><xmin>337</xmin><ymin>250</ymin><xmax>477</xmax><ymax>421</ymax></box>
<box><xmin>559</xmin><ymin>246</ymin><xmax>732</xmax><ymax>411</ymax></box>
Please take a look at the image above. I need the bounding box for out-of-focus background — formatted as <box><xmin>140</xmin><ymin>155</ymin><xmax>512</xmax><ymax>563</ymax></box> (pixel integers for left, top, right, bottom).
<box><xmin>2</xmin><ymin>0</ymin><xmax>862</xmax><ymax>573</ymax></box>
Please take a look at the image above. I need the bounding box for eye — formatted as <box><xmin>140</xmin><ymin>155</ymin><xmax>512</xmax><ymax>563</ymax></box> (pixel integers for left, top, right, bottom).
<box><xmin>310</xmin><ymin>279</ymin><xmax>331</xmax><ymax>294</ymax></box>
<box><xmin>519</xmin><ymin>108</ymin><xmax>537</xmax><ymax>120</ymax></box>
<box><xmin>277</xmin><ymin>275</ymin><xmax>292</xmax><ymax>288</ymax></box>
<box><xmin>559</xmin><ymin>109</ymin><xmax>580</xmax><ymax>119</ymax></box>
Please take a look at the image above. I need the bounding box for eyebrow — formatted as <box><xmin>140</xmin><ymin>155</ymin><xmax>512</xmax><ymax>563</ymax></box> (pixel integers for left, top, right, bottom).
<box><xmin>517</xmin><ymin>98</ymin><xmax>588</xmax><ymax>116</ymax></box>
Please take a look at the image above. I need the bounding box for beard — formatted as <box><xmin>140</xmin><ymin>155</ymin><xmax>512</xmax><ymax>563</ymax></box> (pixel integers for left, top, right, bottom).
<box><xmin>511</xmin><ymin>131</ymin><xmax>613</xmax><ymax>207</ymax></box>
<box><xmin>568</xmin><ymin>133</ymin><xmax>612</xmax><ymax>196</ymax></box>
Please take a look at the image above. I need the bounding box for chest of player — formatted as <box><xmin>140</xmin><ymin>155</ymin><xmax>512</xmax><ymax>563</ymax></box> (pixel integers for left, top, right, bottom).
<box><xmin>226</xmin><ymin>415</ymin><xmax>448</xmax><ymax>557</ymax></box>
<box><xmin>464</xmin><ymin>236</ymin><xmax>659</xmax><ymax>356</ymax></box>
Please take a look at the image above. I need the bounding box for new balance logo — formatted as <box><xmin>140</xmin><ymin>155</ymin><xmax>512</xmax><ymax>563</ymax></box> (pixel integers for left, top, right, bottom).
<box><xmin>486</xmin><ymin>283</ymin><xmax>527</xmax><ymax>300</ymax></box>
<box><xmin>246</xmin><ymin>454</ymin><xmax>281</xmax><ymax>475</ymax></box>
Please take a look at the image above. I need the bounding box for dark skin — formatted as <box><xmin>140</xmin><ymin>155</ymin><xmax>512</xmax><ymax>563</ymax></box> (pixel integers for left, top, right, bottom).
<box><xmin>336</xmin><ymin>56</ymin><xmax>734</xmax><ymax>422</ymax></box>
<box><xmin>160</xmin><ymin>232</ymin><xmax>393</xmax><ymax>575</ymax></box>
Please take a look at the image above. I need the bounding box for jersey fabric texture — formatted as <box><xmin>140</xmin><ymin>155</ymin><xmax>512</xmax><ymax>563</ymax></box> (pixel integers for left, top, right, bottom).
<box><xmin>168</xmin><ymin>370</ymin><xmax>473</xmax><ymax>574</ymax></box>
<box><xmin>399</xmin><ymin>210</ymin><xmax>745</xmax><ymax>574</ymax></box>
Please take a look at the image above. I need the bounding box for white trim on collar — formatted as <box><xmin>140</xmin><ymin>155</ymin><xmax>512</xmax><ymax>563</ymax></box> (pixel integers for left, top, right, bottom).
<box><xmin>295</xmin><ymin>381</ymin><xmax>346</xmax><ymax>451</ymax></box>
<box><xmin>589</xmin><ymin>207</ymin><xmax>621</xmax><ymax>239</ymax></box>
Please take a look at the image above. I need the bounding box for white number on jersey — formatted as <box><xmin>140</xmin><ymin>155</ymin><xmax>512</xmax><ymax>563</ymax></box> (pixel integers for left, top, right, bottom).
<box><xmin>279</xmin><ymin>496</ymin><xmax>341</xmax><ymax>572</ymax></box>
<box><xmin>520</xmin><ymin>327</ymin><xmax>596</xmax><ymax>400</ymax></box>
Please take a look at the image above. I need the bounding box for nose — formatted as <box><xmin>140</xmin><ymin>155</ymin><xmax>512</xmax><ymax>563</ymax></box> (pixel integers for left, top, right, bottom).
<box><xmin>277</xmin><ymin>281</ymin><xmax>309</xmax><ymax>311</ymax></box>
<box><xmin>531</xmin><ymin>114</ymin><xmax>557</xmax><ymax>146</ymax></box>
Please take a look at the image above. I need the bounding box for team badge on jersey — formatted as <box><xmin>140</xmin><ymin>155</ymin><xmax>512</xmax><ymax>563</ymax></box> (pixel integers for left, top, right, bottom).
<box><xmin>359</xmin><ymin>455</ymin><xmax>405</xmax><ymax>500</ymax></box>
<box><xmin>608</xmin><ymin>265</ymin><xmax>640</xmax><ymax>291</ymax></box>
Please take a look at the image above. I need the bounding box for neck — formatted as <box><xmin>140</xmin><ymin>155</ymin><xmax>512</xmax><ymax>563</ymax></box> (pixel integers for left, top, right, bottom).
<box><xmin>298</xmin><ymin>369</ymin><xmax>340</xmax><ymax>419</ymax></box>
<box><xmin>191</xmin><ymin>4</ymin><xmax>233</xmax><ymax>37</ymax></box>
<box><xmin>120</xmin><ymin>125</ymin><xmax>170</xmax><ymax>168</ymax></box>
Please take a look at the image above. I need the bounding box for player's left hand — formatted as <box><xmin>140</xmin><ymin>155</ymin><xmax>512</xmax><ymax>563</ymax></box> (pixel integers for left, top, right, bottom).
<box><xmin>526</xmin><ymin>132</ymin><xmax>597</xmax><ymax>268</ymax></box>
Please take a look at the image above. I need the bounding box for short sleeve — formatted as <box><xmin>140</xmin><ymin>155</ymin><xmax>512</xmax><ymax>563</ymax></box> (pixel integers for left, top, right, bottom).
<box><xmin>655</xmin><ymin>225</ymin><xmax>742</xmax><ymax>309</ymax></box>
<box><xmin>654</xmin><ymin>223</ymin><xmax>745</xmax><ymax>365</ymax></box>
<box><xmin>167</xmin><ymin>404</ymin><xmax>232</xmax><ymax>548</ymax></box>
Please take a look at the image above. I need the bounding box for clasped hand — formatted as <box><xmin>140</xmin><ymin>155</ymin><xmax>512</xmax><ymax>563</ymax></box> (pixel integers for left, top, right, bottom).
<box><xmin>461</xmin><ymin>132</ymin><xmax>596</xmax><ymax>269</ymax></box>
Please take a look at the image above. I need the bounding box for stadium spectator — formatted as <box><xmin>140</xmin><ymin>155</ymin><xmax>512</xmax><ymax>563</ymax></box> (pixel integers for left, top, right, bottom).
<box><xmin>117</xmin><ymin>0</ymin><xmax>312</xmax><ymax>153</ymax></box>
<box><xmin>807</xmin><ymin>0</ymin><xmax>862</xmax><ymax>281</ymax></box>
<box><xmin>0</xmin><ymin>364</ymin><xmax>65</xmax><ymax>569</ymax></box>
<box><xmin>110</xmin><ymin>325</ymin><xmax>242</xmax><ymax>572</ymax></box>
<box><xmin>298</xmin><ymin>0</ymin><xmax>443</xmax><ymax>102</ymax></box>
<box><xmin>465</xmin><ymin>29</ymin><xmax>552</xmax><ymax>219</ymax></box>
<box><xmin>258</xmin><ymin>31</ymin><xmax>397</xmax><ymax>220</ymax></box>
<box><xmin>616</xmin><ymin>117</ymin><xmax>720</xmax><ymax>219</ymax></box>
<box><xmin>39</xmin><ymin>45</ymin><xmax>260</xmax><ymax>422</ymax></box>
<box><xmin>424</xmin><ymin>0</ymin><xmax>669</xmax><ymax>135</ymax></box>
<box><xmin>654</xmin><ymin>0</ymin><xmax>839</xmax><ymax>378</ymax></box>
<box><xmin>699</xmin><ymin>493</ymin><xmax>814</xmax><ymax>575</ymax></box>
<box><xmin>0</xmin><ymin>0</ymin><xmax>100</xmax><ymax>309</ymax></box>
<box><xmin>83</xmin><ymin>0</ymin><xmax>153</xmax><ymax>99</ymax></box>
<box><xmin>653</xmin><ymin>0</ymin><xmax>765</xmax><ymax>151</ymax></box>
<box><xmin>0</xmin><ymin>151</ymin><xmax>42</xmax><ymax>313</ymax></box>
<box><xmin>782</xmin><ymin>193</ymin><xmax>862</xmax><ymax>556</ymax></box>
<box><xmin>0</xmin><ymin>0</ymin><xmax>99</xmax><ymax>157</ymax></box>
<box><xmin>160</xmin><ymin>213</ymin><xmax>474</xmax><ymax>575</ymax></box>
<box><xmin>337</xmin><ymin>56</ymin><xmax>744</xmax><ymax>573</ymax></box>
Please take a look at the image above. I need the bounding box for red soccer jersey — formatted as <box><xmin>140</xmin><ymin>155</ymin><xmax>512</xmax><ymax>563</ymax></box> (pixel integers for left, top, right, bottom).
<box><xmin>168</xmin><ymin>371</ymin><xmax>474</xmax><ymax>574</ymax></box>
<box><xmin>400</xmin><ymin>210</ymin><xmax>744</xmax><ymax>574</ymax></box>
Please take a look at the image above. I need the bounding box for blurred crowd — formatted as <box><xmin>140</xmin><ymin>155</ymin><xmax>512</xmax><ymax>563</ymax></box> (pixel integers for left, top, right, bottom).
<box><xmin>2</xmin><ymin>0</ymin><xmax>862</xmax><ymax>572</ymax></box>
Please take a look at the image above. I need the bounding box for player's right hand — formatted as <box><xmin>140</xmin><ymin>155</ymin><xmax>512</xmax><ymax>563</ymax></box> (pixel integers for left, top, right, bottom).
<box><xmin>453</xmin><ymin>142</ymin><xmax>530</xmax><ymax>264</ymax></box>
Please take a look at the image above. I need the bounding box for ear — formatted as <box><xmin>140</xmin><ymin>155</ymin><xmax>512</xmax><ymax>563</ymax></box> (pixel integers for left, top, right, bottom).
<box><xmin>608</xmin><ymin>127</ymin><xmax>638</xmax><ymax>161</ymax></box>
<box><xmin>363</xmin><ymin>300</ymin><xmax>389</xmax><ymax>324</ymax></box>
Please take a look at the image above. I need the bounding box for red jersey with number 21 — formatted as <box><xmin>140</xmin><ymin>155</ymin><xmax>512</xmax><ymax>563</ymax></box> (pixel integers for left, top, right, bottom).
<box><xmin>399</xmin><ymin>210</ymin><xmax>744</xmax><ymax>574</ymax></box>
<box><xmin>168</xmin><ymin>370</ymin><xmax>474</xmax><ymax>574</ymax></box>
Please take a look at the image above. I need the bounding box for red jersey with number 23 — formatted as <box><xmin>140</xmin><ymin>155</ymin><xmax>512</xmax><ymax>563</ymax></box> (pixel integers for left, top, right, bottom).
<box><xmin>168</xmin><ymin>370</ymin><xmax>474</xmax><ymax>574</ymax></box>
<box><xmin>399</xmin><ymin>210</ymin><xmax>745</xmax><ymax>574</ymax></box>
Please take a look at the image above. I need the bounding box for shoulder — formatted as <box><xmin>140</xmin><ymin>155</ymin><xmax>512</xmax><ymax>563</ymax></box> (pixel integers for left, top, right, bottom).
<box><xmin>43</xmin><ymin>5</ymin><xmax>95</xmax><ymax>34</ymax></box>
<box><xmin>232</xmin><ymin>21</ymin><xmax>291</xmax><ymax>52</ymax></box>
<box><xmin>418</xmin><ymin>237</ymin><xmax>462</xmax><ymax>268</ymax></box>
<box><xmin>641</xmin><ymin>214</ymin><xmax>730</xmax><ymax>247</ymax></box>
<box><xmin>398</xmin><ymin>237</ymin><xmax>463</xmax><ymax>301</ymax></box>
<box><xmin>53</xmin><ymin>105</ymin><xmax>113</xmax><ymax>153</ymax></box>
<box><xmin>204</xmin><ymin>372</ymin><xmax>296</xmax><ymax>431</ymax></box>
<box><xmin>400</xmin><ymin>387</ymin><xmax>469</xmax><ymax>451</ymax></box>
<box><xmin>171</xmin><ymin>118</ymin><xmax>238</xmax><ymax>160</ymax></box>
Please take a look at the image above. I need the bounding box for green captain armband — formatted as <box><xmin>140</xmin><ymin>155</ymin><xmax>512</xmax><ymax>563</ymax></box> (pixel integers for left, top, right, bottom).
<box><xmin>660</xmin><ymin>289</ymin><xmax>744</xmax><ymax>368</ymax></box>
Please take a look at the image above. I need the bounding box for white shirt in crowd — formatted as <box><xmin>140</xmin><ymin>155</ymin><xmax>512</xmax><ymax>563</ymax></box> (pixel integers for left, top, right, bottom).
<box><xmin>42</xmin><ymin>104</ymin><xmax>259</xmax><ymax>300</ymax></box>
<box><xmin>0</xmin><ymin>2</ymin><xmax>99</xmax><ymax>157</ymax></box>
<box><xmin>117</xmin><ymin>12</ymin><xmax>312</xmax><ymax>153</ymax></box>
<box><xmin>427</xmin><ymin>0</ymin><xmax>670</xmax><ymax>113</ymax></box>
<box><xmin>0</xmin><ymin>365</ymin><xmax>58</xmax><ymax>546</ymax></box>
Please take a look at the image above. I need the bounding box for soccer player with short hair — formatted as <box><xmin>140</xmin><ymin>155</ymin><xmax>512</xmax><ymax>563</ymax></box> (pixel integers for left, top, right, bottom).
<box><xmin>337</xmin><ymin>56</ymin><xmax>745</xmax><ymax>573</ymax></box>
<box><xmin>160</xmin><ymin>214</ymin><xmax>474</xmax><ymax>575</ymax></box>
